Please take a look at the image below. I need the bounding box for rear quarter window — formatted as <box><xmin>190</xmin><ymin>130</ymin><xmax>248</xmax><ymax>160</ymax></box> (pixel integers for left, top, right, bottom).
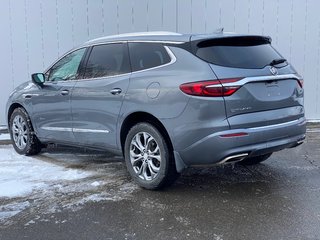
<box><xmin>195</xmin><ymin>37</ymin><xmax>282</xmax><ymax>69</ymax></box>
<box><xmin>129</xmin><ymin>43</ymin><xmax>171</xmax><ymax>72</ymax></box>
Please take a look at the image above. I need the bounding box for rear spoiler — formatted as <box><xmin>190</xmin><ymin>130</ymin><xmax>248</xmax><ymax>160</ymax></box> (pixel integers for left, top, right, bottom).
<box><xmin>190</xmin><ymin>35</ymin><xmax>272</xmax><ymax>53</ymax></box>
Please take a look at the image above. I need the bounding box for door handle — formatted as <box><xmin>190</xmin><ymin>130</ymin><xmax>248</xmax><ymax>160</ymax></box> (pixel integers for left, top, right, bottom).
<box><xmin>61</xmin><ymin>90</ymin><xmax>69</xmax><ymax>96</ymax></box>
<box><xmin>110</xmin><ymin>88</ymin><xmax>122</xmax><ymax>95</ymax></box>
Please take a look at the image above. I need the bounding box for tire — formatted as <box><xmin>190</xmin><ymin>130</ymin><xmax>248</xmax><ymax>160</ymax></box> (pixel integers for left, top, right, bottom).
<box><xmin>124</xmin><ymin>122</ymin><xmax>179</xmax><ymax>190</ymax></box>
<box><xmin>9</xmin><ymin>107</ymin><xmax>42</xmax><ymax>155</ymax></box>
<box><xmin>238</xmin><ymin>153</ymin><xmax>272</xmax><ymax>166</ymax></box>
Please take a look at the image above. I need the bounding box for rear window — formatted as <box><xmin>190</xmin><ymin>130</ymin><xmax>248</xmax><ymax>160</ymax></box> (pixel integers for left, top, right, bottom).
<box><xmin>129</xmin><ymin>43</ymin><xmax>171</xmax><ymax>72</ymax></box>
<box><xmin>195</xmin><ymin>37</ymin><xmax>282</xmax><ymax>69</ymax></box>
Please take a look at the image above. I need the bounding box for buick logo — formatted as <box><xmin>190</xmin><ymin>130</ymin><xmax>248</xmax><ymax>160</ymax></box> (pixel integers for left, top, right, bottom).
<box><xmin>269</xmin><ymin>66</ymin><xmax>278</xmax><ymax>75</ymax></box>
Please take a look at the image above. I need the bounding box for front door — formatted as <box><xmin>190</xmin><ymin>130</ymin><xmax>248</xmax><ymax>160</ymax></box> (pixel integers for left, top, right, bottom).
<box><xmin>32</xmin><ymin>48</ymin><xmax>87</xmax><ymax>143</ymax></box>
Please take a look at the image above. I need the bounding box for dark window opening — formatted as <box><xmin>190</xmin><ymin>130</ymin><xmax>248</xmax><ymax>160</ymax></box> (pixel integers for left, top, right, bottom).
<box><xmin>129</xmin><ymin>43</ymin><xmax>171</xmax><ymax>72</ymax></box>
<box><xmin>194</xmin><ymin>37</ymin><xmax>283</xmax><ymax>69</ymax></box>
<box><xmin>84</xmin><ymin>43</ymin><xmax>130</xmax><ymax>79</ymax></box>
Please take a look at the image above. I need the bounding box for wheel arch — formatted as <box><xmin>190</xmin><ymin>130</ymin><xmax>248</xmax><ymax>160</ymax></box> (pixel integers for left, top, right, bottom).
<box><xmin>7</xmin><ymin>102</ymin><xmax>42</xmax><ymax>155</ymax></box>
<box><xmin>120</xmin><ymin>112</ymin><xmax>173</xmax><ymax>155</ymax></box>
<box><xmin>7</xmin><ymin>103</ymin><xmax>25</xmax><ymax>128</ymax></box>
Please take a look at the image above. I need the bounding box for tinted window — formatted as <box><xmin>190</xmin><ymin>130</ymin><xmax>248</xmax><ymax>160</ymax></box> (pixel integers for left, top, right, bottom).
<box><xmin>47</xmin><ymin>48</ymin><xmax>86</xmax><ymax>82</ymax></box>
<box><xmin>195</xmin><ymin>37</ymin><xmax>282</xmax><ymax>69</ymax></box>
<box><xmin>129</xmin><ymin>43</ymin><xmax>171</xmax><ymax>71</ymax></box>
<box><xmin>84</xmin><ymin>43</ymin><xmax>130</xmax><ymax>78</ymax></box>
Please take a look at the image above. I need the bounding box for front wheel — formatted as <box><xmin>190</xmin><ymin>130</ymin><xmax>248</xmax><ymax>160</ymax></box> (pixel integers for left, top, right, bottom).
<box><xmin>124</xmin><ymin>123</ymin><xmax>179</xmax><ymax>190</ymax></box>
<box><xmin>9</xmin><ymin>108</ymin><xmax>42</xmax><ymax>155</ymax></box>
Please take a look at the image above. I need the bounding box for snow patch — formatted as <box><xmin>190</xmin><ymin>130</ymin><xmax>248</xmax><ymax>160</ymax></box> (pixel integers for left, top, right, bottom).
<box><xmin>91</xmin><ymin>181</ymin><xmax>101</xmax><ymax>187</ymax></box>
<box><xmin>306</xmin><ymin>129</ymin><xmax>320</xmax><ymax>133</ymax></box>
<box><xmin>0</xmin><ymin>180</ymin><xmax>37</xmax><ymax>198</ymax></box>
<box><xmin>0</xmin><ymin>146</ymin><xmax>91</xmax><ymax>198</ymax></box>
<box><xmin>0</xmin><ymin>134</ymin><xmax>10</xmax><ymax>141</ymax></box>
<box><xmin>0</xmin><ymin>201</ymin><xmax>30</xmax><ymax>222</ymax></box>
<box><xmin>288</xmin><ymin>166</ymin><xmax>318</xmax><ymax>170</ymax></box>
<box><xmin>0</xmin><ymin>145</ymin><xmax>137</xmax><ymax>224</ymax></box>
<box><xmin>175</xmin><ymin>216</ymin><xmax>191</xmax><ymax>226</ymax></box>
<box><xmin>213</xmin><ymin>234</ymin><xmax>224</xmax><ymax>240</ymax></box>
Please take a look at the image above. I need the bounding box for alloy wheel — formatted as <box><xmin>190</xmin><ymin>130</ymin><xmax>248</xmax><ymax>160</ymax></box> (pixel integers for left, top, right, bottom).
<box><xmin>129</xmin><ymin>132</ymin><xmax>161</xmax><ymax>181</ymax></box>
<box><xmin>12</xmin><ymin>115</ymin><xmax>28</xmax><ymax>150</ymax></box>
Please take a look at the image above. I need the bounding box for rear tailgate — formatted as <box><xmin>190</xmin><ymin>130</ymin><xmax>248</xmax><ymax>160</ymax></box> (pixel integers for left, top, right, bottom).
<box><xmin>191</xmin><ymin>35</ymin><xmax>304</xmax><ymax>128</ymax></box>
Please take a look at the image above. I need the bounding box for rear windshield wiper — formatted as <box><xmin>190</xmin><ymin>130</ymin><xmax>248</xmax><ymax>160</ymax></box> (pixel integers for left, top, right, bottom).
<box><xmin>269</xmin><ymin>58</ymin><xmax>287</xmax><ymax>66</ymax></box>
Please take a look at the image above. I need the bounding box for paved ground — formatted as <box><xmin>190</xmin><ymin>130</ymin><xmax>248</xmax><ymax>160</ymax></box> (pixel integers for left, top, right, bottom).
<box><xmin>0</xmin><ymin>126</ymin><xmax>320</xmax><ymax>240</ymax></box>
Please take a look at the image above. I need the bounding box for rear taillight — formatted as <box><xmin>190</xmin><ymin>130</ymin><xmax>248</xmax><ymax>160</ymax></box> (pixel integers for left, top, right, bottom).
<box><xmin>179</xmin><ymin>78</ymin><xmax>242</xmax><ymax>97</ymax></box>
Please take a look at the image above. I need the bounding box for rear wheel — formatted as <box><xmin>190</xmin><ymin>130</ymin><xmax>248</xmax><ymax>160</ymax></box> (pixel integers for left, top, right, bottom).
<box><xmin>239</xmin><ymin>153</ymin><xmax>272</xmax><ymax>166</ymax></box>
<box><xmin>124</xmin><ymin>123</ymin><xmax>179</xmax><ymax>190</ymax></box>
<box><xmin>9</xmin><ymin>108</ymin><xmax>42</xmax><ymax>155</ymax></box>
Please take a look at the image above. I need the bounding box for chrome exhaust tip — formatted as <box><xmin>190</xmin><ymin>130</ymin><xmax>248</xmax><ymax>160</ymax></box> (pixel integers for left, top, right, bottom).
<box><xmin>219</xmin><ymin>153</ymin><xmax>249</xmax><ymax>164</ymax></box>
<box><xmin>297</xmin><ymin>140</ymin><xmax>304</xmax><ymax>145</ymax></box>
<box><xmin>290</xmin><ymin>139</ymin><xmax>304</xmax><ymax>148</ymax></box>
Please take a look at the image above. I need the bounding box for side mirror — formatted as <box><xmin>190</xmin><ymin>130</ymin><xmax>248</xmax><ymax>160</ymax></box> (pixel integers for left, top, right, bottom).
<box><xmin>31</xmin><ymin>73</ymin><xmax>45</xmax><ymax>87</ymax></box>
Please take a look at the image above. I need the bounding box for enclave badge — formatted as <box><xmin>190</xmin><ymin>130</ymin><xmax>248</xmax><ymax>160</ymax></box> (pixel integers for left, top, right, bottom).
<box><xmin>269</xmin><ymin>66</ymin><xmax>278</xmax><ymax>75</ymax></box>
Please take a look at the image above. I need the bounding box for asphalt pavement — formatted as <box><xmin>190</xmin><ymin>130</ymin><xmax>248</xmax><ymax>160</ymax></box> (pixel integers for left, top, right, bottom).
<box><xmin>0</xmin><ymin>125</ymin><xmax>319</xmax><ymax>240</ymax></box>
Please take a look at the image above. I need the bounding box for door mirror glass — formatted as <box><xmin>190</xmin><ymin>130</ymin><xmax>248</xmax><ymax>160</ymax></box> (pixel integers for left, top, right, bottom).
<box><xmin>31</xmin><ymin>73</ymin><xmax>45</xmax><ymax>86</ymax></box>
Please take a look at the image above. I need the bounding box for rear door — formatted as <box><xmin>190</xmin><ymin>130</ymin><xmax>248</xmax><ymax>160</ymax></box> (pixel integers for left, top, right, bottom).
<box><xmin>71</xmin><ymin>42</ymin><xmax>131</xmax><ymax>149</ymax></box>
<box><xmin>192</xmin><ymin>36</ymin><xmax>304</xmax><ymax>128</ymax></box>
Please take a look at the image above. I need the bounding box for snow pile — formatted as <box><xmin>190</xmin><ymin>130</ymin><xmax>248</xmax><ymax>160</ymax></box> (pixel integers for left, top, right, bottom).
<box><xmin>0</xmin><ymin>145</ymin><xmax>138</xmax><ymax>224</ymax></box>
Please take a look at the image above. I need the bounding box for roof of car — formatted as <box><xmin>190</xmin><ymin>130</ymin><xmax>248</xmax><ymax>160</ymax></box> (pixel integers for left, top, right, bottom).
<box><xmin>83</xmin><ymin>32</ymin><xmax>191</xmax><ymax>45</ymax></box>
<box><xmin>83</xmin><ymin>30</ymin><xmax>271</xmax><ymax>46</ymax></box>
<box><xmin>82</xmin><ymin>31</ymin><xmax>268</xmax><ymax>46</ymax></box>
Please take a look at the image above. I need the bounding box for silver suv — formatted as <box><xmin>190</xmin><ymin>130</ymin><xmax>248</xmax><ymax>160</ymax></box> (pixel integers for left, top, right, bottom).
<box><xmin>6</xmin><ymin>32</ymin><xmax>306</xmax><ymax>189</ymax></box>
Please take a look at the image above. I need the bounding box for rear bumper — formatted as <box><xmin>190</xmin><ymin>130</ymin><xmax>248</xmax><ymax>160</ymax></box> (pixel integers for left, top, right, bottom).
<box><xmin>177</xmin><ymin>117</ymin><xmax>306</xmax><ymax>167</ymax></box>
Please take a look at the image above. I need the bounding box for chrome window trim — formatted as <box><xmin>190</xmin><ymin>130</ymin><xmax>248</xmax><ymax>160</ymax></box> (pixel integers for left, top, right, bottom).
<box><xmin>45</xmin><ymin>45</ymin><xmax>177</xmax><ymax>83</ymax></box>
<box><xmin>44</xmin><ymin>40</ymin><xmax>180</xmax><ymax>75</ymax></box>
<box><xmin>71</xmin><ymin>72</ymin><xmax>132</xmax><ymax>83</ymax></box>
<box><xmin>74</xmin><ymin>46</ymin><xmax>176</xmax><ymax>81</ymax></box>
<box><xmin>130</xmin><ymin>46</ymin><xmax>177</xmax><ymax>75</ymax></box>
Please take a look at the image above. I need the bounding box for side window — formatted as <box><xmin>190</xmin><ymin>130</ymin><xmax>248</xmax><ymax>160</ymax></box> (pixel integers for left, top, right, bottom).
<box><xmin>84</xmin><ymin>43</ymin><xmax>130</xmax><ymax>79</ymax></box>
<box><xmin>129</xmin><ymin>43</ymin><xmax>171</xmax><ymax>72</ymax></box>
<box><xmin>47</xmin><ymin>48</ymin><xmax>86</xmax><ymax>82</ymax></box>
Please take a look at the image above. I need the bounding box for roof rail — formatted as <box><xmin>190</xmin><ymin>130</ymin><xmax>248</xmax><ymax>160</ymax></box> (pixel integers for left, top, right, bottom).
<box><xmin>87</xmin><ymin>31</ymin><xmax>182</xmax><ymax>43</ymax></box>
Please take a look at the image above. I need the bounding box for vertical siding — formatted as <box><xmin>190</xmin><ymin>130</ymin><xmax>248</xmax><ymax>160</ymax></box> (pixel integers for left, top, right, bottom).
<box><xmin>304</xmin><ymin>0</ymin><xmax>319</xmax><ymax>120</ymax></box>
<box><xmin>162</xmin><ymin>0</ymin><xmax>176</xmax><ymax>32</ymax></box>
<box><xmin>0</xmin><ymin>0</ymin><xmax>12</xmax><ymax>125</ymax></box>
<box><xmin>0</xmin><ymin>0</ymin><xmax>319</xmax><ymax>124</ymax></box>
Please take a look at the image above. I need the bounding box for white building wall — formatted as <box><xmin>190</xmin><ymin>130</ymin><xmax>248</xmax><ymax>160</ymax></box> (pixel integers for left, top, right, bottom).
<box><xmin>1</xmin><ymin>0</ymin><xmax>319</xmax><ymax>125</ymax></box>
